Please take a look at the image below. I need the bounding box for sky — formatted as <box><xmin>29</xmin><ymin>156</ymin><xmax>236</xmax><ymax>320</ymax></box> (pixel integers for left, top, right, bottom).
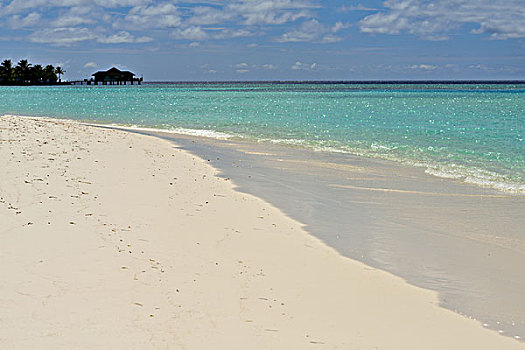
<box><xmin>0</xmin><ymin>0</ymin><xmax>524</xmax><ymax>81</ymax></box>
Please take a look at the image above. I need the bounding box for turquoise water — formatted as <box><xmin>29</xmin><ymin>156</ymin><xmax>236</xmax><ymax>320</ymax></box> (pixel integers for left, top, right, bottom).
<box><xmin>1</xmin><ymin>83</ymin><xmax>524</xmax><ymax>192</ymax></box>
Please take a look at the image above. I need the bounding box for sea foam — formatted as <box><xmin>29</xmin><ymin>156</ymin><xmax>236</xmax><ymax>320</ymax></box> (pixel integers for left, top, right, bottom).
<box><xmin>104</xmin><ymin>124</ymin><xmax>234</xmax><ymax>140</ymax></box>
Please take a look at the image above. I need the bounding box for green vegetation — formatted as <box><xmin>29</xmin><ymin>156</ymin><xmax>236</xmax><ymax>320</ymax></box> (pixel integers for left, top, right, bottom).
<box><xmin>0</xmin><ymin>59</ymin><xmax>65</xmax><ymax>85</ymax></box>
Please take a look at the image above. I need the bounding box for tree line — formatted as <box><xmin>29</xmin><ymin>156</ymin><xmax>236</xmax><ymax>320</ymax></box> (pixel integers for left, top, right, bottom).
<box><xmin>0</xmin><ymin>59</ymin><xmax>65</xmax><ymax>85</ymax></box>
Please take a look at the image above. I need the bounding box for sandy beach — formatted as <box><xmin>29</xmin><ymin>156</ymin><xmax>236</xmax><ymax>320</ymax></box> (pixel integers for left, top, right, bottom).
<box><xmin>1</xmin><ymin>114</ymin><xmax>523</xmax><ymax>349</ymax></box>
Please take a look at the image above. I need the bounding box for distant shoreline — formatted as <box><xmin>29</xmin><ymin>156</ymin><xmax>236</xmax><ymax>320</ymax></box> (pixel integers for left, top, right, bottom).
<box><xmin>0</xmin><ymin>82</ymin><xmax>73</xmax><ymax>86</ymax></box>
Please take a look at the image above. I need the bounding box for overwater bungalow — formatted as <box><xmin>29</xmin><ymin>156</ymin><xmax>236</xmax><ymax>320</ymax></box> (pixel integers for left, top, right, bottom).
<box><xmin>89</xmin><ymin>67</ymin><xmax>142</xmax><ymax>85</ymax></box>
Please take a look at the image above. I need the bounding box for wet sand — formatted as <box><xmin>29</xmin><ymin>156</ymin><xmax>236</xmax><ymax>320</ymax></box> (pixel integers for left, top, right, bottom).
<box><xmin>130</xmin><ymin>127</ymin><xmax>525</xmax><ymax>340</ymax></box>
<box><xmin>1</xmin><ymin>115</ymin><xmax>524</xmax><ymax>349</ymax></box>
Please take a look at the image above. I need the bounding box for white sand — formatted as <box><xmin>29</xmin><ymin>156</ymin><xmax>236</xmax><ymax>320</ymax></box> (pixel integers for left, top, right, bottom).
<box><xmin>1</xmin><ymin>114</ymin><xmax>523</xmax><ymax>349</ymax></box>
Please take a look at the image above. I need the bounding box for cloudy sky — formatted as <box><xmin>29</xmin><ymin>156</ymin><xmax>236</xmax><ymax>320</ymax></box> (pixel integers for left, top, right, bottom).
<box><xmin>0</xmin><ymin>0</ymin><xmax>524</xmax><ymax>81</ymax></box>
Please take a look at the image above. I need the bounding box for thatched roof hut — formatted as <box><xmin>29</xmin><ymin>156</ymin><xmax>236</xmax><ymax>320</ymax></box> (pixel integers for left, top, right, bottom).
<box><xmin>91</xmin><ymin>67</ymin><xmax>141</xmax><ymax>85</ymax></box>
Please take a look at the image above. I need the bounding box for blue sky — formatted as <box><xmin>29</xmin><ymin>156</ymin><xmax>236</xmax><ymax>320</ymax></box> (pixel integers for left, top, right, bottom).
<box><xmin>0</xmin><ymin>0</ymin><xmax>524</xmax><ymax>81</ymax></box>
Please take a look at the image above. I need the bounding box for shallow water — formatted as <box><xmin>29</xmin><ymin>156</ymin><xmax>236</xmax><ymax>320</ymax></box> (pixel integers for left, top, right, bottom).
<box><xmin>0</xmin><ymin>82</ymin><xmax>523</xmax><ymax>193</ymax></box>
<box><xmin>132</xmin><ymin>129</ymin><xmax>525</xmax><ymax>342</ymax></box>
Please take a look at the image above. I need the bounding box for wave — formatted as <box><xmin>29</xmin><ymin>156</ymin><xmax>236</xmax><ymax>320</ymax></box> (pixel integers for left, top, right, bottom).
<box><xmin>256</xmin><ymin>136</ymin><xmax>525</xmax><ymax>194</ymax></box>
<box><xmin>424</xmin><ymin>166</ymin><xmax>525</xmax><ymax>194</ymax></box>
<box><xmin>7</xmin><ymin>114</ymin><xmax>523</xmax><ymax>195</ymax></box>
<box><xmin>96</xmin><ymin>123</ymin><xmax>235</xmax><ymax>140</ymax></box>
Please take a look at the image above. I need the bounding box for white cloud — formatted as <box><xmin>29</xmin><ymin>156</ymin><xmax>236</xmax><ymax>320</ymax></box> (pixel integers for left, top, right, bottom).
<box><xmin>97</xmin><ymin>31</ymin><xmax>152</xmax><ymax>44</ymax></box>
<box><xmin>98</xmin><ymin>31</ymin><xmax>135</xmax><ymax>43</ymax></box>
<box><xmin>118</xmin><ymin>3</ymin><xmax>181</xmax><ymax>29</ymax></box>
<box><xmin>10</xmin><ymin>0</ymin><xmax>521</xmax><ymax>54</ymax></box>
<box><xmin>187</xmin><ymin>6</ymin><xmax>236</xmax><ymax>26</ymax></box>
<box><xmin>409</xmin><ymin>64</ymin><xmax>437</xmax><ymax>70</ymax></box>
<box><xmin>94</xmin><ymin>0</ymin><xmax>151</xmax><ymax>8</ymax></box>
<box><xmin>213</xmin><ymin>28</ymin><xmax>254</xmax><ymax>39</ymax></box>
<box><xmin>359</xmin><ymin>0</ymin><xmax>525</xmax><ymax>40</ymax></box>
<box><xmin>84</xmin><ymin>61</ymin><xmax>97</xmax><ymax>68</ymax></box>
<box><xmin>291</xmin><ymin>61</ymin><xmax>302</xmax><ymax>70</ymax></box>
<box><xmin>277</xmin><ymin>19</ymin><xmax>343</xmax><ymax>43</ymax></box>
<box><xmin>291</xmin><ymin>61</ymin><xmax>317</xmax><ymax>70</ymax></box>
<box><xmin>3</xmin><ymin>0</ymin><xmax>74</xmax><ymax>15</ymax></box>
<box><xmin>236</xmin><ymin>69</ymin><xmax>249</xmax><ymax>73</ymax></box>
<box><xmin>332</xmin><ymin>21</ymin><xmax>351</xmax><ymax>33</ymax></box>
<box><xmin>320</xmin><ymin>34</ymin><xmax>342</xmax><ymax>43</ymax></box>
<box><xmin>28</xmin><ymin>26</ymin><xmax>151</xmax><ymax>46</ymax></box>
<box><xmin>468</xmin><ymin>64</ymin><xmax>495</xmax><ymax>71</ymax></box>
<box><xmin>339</xmin><ymin>4</ymin><xmax>377</xmax><ymax>12</ymax></box>
<box><xmin>29</xmin><ymin>27</ymin><xmax>97</xmax><ymax>46</ymax></box>
<box><xmin>228</xmin><ymin>0</ymin><xmax>317</xmax><ymax>25</ymax></box>
<box><xmin>7</xmin><ymin>12</ymin><xmax>41</xmax><ymax>29</ymax></box>
<box><xmin>171</xmin><ymin>26</ymin><xmax>209</xmax><ymax>41</ymax></box>
<box><xmin>93</xmin><ymin>0</ymin><xmax>148</xmax><ymax>8</ymax></box>
<box><xmin>0</xmin><ymin>0</ymin><xmax>333</xmax><ymax>47</ymax></box>
<box><xmin>233</xmin><ymin>63</ymin><xmax>278</xmax><ymax>70</ymax></box>
<box><xmin>3</xmin><ymin>0</ymin><xmax>150</xmax><ymax>15</ymax></box>
<box><xmin>136</xmin><ymin>36</ymin><xmax>153</xmax><ymax>43</ymax></box>
<box><xmin>472</xmin><ymin>18</ymin><xmax>525</xmax><ymax>39</ymax></box>
<box><xmin>129</xmin><ymin>2</ymin><xmax>176</xmax><ymax>16</ymax></box>
<box><xmin>201</xmin><ymin>64</ymin><xmax>217</xmax><ymax>74</ymax></box>
<box><xmin>52</xmin><ymin>14</ymin><xmax>94</xmax><ymax>27</ymax></box>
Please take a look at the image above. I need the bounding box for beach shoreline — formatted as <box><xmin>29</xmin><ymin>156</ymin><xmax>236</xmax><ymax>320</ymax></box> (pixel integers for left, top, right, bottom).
<box><xmin>1</xmin><ymin>114</ymin><xmax>524</xmax><ymax>349</ymax></box>
<box><xmin>104</xmin><ymin>123</ymin><xmax>525</xmax><ymax>339</ymax></box>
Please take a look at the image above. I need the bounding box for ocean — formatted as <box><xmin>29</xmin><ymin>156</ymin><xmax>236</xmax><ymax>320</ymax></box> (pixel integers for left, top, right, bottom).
<box><xmin>2</xmin><ymin>82</ymin><xmax>525</xmax><ymax>339</ymax></box>
<box><xmin>1</xmin><ymin>82</ymin><xmax>523</xmax><ymax>194</ymax></box>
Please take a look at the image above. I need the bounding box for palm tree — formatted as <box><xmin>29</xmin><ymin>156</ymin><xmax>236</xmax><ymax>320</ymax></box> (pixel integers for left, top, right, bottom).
<box><xmin>15</xmin><ymin>59</ymin><xmax>32</xmax><ymax>84</ymax></box>
<box><xmin>0</xmin><ymin>59</ymin><xmax>13</xmax><ymax>84</ymax></box>
<box><xmin>30</xmin><ymin>64</ymin><xmax>44</xmax><ymax>84</ymax></box>
<box><xmin>44</xmin><ymin>64</ymin><xmax>57</xmax><ymax>83</ymax></box>
<box><xmin>55</xmin><ymin>66</ymin><xmax>65</xmax><ymax>82</ymax></box>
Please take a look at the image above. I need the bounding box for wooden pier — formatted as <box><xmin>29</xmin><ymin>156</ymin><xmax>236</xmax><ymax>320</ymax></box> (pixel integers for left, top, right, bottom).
<box><xmin>71</xmin><ymin>78</ymin><xmax>142</xmax><ymax>86</ymax></box>
<box><xmin>71</xmin><ymin>67</ymin><xmax>142</xmax><ymax>86</ymax></box>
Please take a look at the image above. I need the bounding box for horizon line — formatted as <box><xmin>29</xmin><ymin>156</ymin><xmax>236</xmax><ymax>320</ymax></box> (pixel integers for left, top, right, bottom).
<box><xmin>140</xmin><ymin>80</ymin><xmax>525</xmax><ymax>85</ymax></box>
